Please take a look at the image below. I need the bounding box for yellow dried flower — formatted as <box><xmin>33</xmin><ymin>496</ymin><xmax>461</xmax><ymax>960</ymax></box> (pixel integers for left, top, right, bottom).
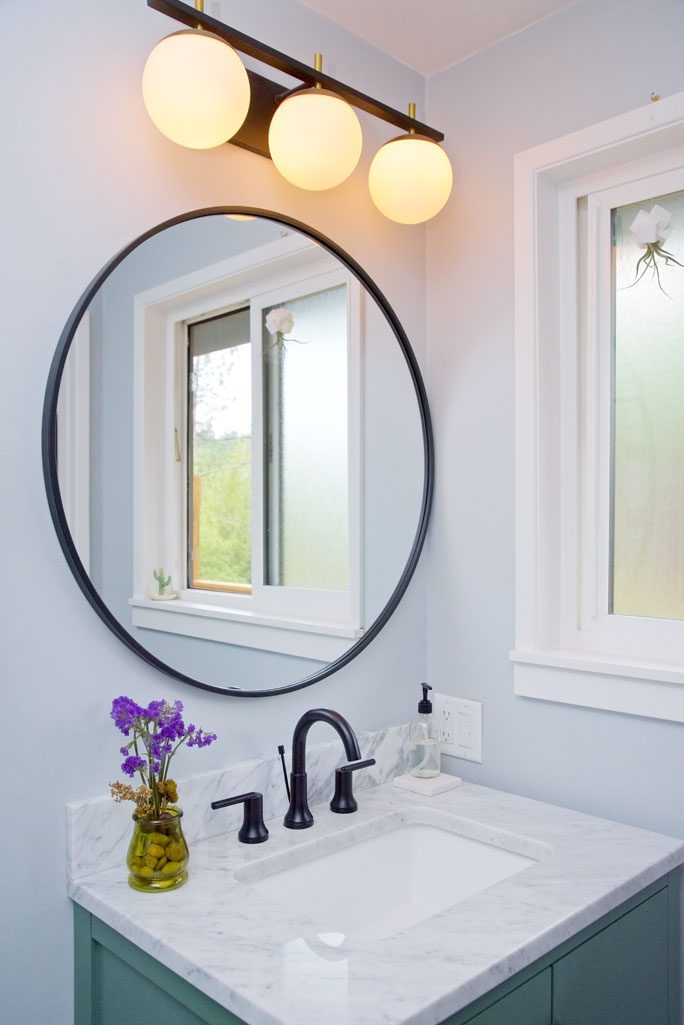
<box><xmin>109</xmin><ymin>781</ymin><xmax>153</xmax><ymax>818</ymax></box>
<box><xmin>157</xmin><ymin>779</ymin><xmax>179</xmax><ymax>804</ymax></box>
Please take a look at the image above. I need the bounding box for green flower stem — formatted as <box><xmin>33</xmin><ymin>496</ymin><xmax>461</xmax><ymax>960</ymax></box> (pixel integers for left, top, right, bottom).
<box><xmin>160</xmin><ymin>737</ymin><xmax>187</xmax><ymax>782</ymax></box>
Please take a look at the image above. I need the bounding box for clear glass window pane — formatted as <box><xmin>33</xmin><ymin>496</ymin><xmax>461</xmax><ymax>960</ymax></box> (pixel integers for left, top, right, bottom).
<box><xmin>263</xmin><ymin>285</ymin><xmax>348</xmax><ymax>591</ymax></box>
<box><xmin>612</xmin><ymin>189</ymin><xmax>684</xmax><ymax>619</ymax></box>
<box><xmin>188</xmin><ymin>308</ymin><xmax>252</xmax><ymax>591</ymax></box>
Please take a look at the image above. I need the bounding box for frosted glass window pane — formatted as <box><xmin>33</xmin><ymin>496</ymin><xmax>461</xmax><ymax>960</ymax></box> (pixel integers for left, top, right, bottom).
<box><xmin>263</xmin><ymin>285</ymin><xmax>348</xmax><ymax>590</ymax></box>
<box><xmin>612</xmin><ymin>190</ymin><xmax>684</xmax><ymax>620</ymax></box>
<box><xmin>188</xmin><ymin>308</ymin><xmax>252</xmax><ymax>590</ymax></box>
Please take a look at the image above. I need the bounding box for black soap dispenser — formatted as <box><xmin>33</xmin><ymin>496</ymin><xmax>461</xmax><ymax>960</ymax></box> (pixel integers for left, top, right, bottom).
<box><xmin>409</xmin><ymin>683</ymin><xmax>440</xmax><ymax>778</ymax></box>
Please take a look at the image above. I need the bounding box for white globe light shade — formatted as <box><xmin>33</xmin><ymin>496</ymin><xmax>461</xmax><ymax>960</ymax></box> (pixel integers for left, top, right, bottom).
<box><xmin>368</xmin><ymin>134</ymin><xmax>453</xmax><ymax>224</ymax></box>
<box><xmin>268</xmin><ymin>89</ymin><xmax>363</xmax><ymax>191</ymax></box>
<box><xmin>142</xmin><ymin>31</ymin><xmax>250</xmax><ymax>149</ymax></box>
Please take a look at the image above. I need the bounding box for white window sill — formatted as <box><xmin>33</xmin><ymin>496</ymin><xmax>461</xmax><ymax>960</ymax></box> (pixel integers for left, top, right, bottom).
<box><xmin>130</xmin><ymin>596</ymin><xmax>362</xmax><ymax>661</ymax></box>
<box><xmin>511</xmin><ymin>649</ymin><xmax>684</xmax><ymax>723</ymax></box>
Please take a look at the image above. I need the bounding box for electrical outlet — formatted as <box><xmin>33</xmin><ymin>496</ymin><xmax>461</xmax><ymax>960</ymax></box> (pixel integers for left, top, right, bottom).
<box><xmin>439</xmin><ymin>702</ymin><xmax>454</xmax><ymax>745</ymax></box>
<box><xmin>433</xmin><ymin>693</ymin><xmax>482</xmax><ymax>762</ymax></box>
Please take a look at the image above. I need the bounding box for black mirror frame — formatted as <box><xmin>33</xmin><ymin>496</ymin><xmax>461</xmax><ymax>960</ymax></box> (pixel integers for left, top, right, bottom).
<box><xmin>42</xmin><ymin>208</ymin><xmax>434</xmax><ymax>697</ymax></box>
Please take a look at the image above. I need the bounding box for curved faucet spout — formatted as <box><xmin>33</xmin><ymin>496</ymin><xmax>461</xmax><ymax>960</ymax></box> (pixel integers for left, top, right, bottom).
<box><xmin>291</xmin><ymin>708</ymin><xmax>361</xmax><ymax>773</ymax></box>
<box><xmin>284</xmin><ymin>708</ymin><xmax>362</xmax><ymax>830</ymax></box>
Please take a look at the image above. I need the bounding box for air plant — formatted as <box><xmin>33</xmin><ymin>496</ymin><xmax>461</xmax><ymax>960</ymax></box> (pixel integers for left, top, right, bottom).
<box><xmin>264</xmin><ymin>306</ymin><xmax>305</xmax><ymax>354</ymax></box>
<box><xmin>627</xmin><ymin>204</ymin><xmax>684</xmax><ymax>295</ymax></box>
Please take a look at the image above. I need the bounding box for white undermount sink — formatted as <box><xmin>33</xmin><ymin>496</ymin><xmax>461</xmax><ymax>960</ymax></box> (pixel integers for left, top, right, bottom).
<box><xmin>237</xmin><ymin>809</ymin><xmax>550</xmax><ymax>942</ymax></box>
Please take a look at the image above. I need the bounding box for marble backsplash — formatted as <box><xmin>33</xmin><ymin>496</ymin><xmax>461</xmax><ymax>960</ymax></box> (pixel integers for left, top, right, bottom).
<box><xmin>67</xmin><ymin>722</ymin><xmax>411</xmax><ymax>880</ymax></box>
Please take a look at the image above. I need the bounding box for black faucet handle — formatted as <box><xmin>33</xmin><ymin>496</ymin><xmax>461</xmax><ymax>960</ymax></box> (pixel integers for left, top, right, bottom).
<box><xmin>330</xmin><ymin>758</ymin><xmax>376</xmax><ymax>814</ymax></box>
<box><xmin>211</xmin><ymin>791</ymin><xmax>269</xmax><ymax>844</ymax></box>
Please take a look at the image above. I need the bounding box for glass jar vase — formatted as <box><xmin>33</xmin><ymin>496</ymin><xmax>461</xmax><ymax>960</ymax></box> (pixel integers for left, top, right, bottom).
<box><xmin>126</xmin><ymin>808</ymin><xmax>189</xmax><ymax>892</ymax></box>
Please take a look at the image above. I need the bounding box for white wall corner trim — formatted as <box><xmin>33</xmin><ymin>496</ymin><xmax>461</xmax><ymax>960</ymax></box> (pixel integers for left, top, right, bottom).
<box><xmin>512</xmin><ymin>90</ymin><xmax>684</xmax><ymax>722</ymax></box>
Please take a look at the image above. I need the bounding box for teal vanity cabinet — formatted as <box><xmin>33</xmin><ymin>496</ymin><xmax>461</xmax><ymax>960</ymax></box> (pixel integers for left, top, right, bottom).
<box><xmin>74</xmin><ymin>907</ymin><xmax>246</xmax><ymax>1025</ymax></box>
<box><xmin>74</xmin><ymin>872</ymin><xmax>681</xmax><ymax>1025</ymax></box>
<box><xmin>443</xmin><ymin>878</ymin><xmax>678</xmax><ymax>1025</ymax></box>
<box><xmin>457</xmin><ymin>970</ymin><xmax>551</xmax><ymax>1024</ymax></box>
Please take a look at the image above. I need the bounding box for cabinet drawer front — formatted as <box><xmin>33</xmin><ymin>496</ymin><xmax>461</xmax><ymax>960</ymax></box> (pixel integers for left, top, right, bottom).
<box><xmin>95</xmin><ymin>943</ymin><xmax>212</xmax><ymax>1025</ymax></box>
<box><xmin>461</xmin><ymin>970</ymin><xmax>552</xmax><ymax>1025</ymax></box>
<box><xmin>75</xmin><ymin>908</ymin><xmax>249</xmax><ymax>1025</ymax></box>
<box><xmin>553</xmin><ymin>889</ymin><xmax>669</xmax><ymax>1025</ymax></box>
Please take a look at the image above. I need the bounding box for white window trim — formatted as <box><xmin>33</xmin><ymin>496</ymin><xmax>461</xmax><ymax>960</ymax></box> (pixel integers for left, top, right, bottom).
<box><xmin>56</xmin><ymin>313</ymin><xmax>90</xmax><ymax>572</ymax></box>
<box><xmin>512</xmin><ymin>90</ymin><xmax>684</xmax><ymax>722</ymax></box>
<box><xmin>129</xmin><ymin>233</ymin><xmax>363</xmax><ymax>661</ymax></box>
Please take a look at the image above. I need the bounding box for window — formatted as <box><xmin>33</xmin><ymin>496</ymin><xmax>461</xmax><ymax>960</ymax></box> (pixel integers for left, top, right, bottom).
<box><xmin>512</xmin><ymin>91</ymin><xmax>684</xmax><ymax>722</ymax></box>
<box><xmin>128</xmin><ymin>234</ymin><xmax>362</xmax><ymax>660</ymax></box>
<box><xmin>188</xmin><ymin>307</ymin><xmax>252</xmax><ymax>593</ymax></box>
<box><xmin>260</xmin><ymin>284</ymin><xmax>350</xmax><ymax>593</ymax></box>
<box><xmin>611</xmin><ymin>189</ymin><xmax>684</xmax><ymax>622</ymax></box>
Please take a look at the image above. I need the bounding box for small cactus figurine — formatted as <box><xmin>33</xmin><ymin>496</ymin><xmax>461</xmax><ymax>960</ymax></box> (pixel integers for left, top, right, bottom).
<box><xmin>153</xmin><ymin>568</ymin><xmax>172</xmax><ymax>596</ymax></box>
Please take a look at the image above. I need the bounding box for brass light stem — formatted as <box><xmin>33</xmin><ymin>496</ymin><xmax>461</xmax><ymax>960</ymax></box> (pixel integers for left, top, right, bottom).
<box><xmin>408</xmin><ymin>102</ymin><xmax>416</xmax><ymax>134</ymax></box>
<box><xmin>314</xmin><ymin>53</ymin><xmax>322</xmax><ymax>88</ymax></box>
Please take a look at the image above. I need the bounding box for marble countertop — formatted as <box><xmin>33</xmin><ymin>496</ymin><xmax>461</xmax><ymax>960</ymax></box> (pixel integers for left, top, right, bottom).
<box><xmin>69</xmin><ymin>780</ymin><xmax>684</xmax><ymax>1025</ymax></box>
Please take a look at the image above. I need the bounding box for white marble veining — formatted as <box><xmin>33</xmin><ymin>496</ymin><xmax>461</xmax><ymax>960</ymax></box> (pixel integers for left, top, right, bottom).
<box><xmin>67</xmin><ymin>722</ymin><xmax>411</xmax><ymax>879</ymax></box>
<box><xmin>69</xmin><ymin>771</ymin><xmax>684</xmax><ymax>1025</ymax></box>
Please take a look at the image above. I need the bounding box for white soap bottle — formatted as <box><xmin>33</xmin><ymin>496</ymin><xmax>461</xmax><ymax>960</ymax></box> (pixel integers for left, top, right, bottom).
<box><xmin>409</xmin><ymin>683</ymin><xmax>441</xmax><ymax>778</ymax></box>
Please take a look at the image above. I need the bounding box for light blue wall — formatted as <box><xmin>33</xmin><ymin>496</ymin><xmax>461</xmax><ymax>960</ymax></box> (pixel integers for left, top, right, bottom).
<box><xmin>7</xmin><ymin>1</ymin><xmax>684</xmax><ymax>1023</ymax></box>
<box><xmin>426</xmin><ymin>0</ymin><xmax>684</xmax><ymax>837</ymax></box>
<box><xmin>1</xmin><ymin>2</ymin><xmax>427</xmax><ymax>1023</ymax></box>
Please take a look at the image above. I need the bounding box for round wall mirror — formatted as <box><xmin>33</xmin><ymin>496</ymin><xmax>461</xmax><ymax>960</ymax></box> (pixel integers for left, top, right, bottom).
<box><xmin>43</xmin><ymin>209</ymin><xmax>433</xmax><ymax>696</ymax></box>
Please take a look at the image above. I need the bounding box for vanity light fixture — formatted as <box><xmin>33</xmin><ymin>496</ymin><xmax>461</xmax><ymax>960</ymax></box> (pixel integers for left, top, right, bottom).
<box><xmin>368</xmin><ymin>104</ymin><xmax>454</xmax><ymax>224</ymax></box>
<box><xmin>142</xmin><ymin>11</ymin><xmax>250</xmax><ymax>149</ymax></box>
<box><xmin>268</xmin><ymin>54</ymin><xmax>363</xmax><ymax>191</ymax></box>
<box><xmin>145</xmin><ymin>0</ymin><xmax>453</xmax><ymax>222</ymax></box>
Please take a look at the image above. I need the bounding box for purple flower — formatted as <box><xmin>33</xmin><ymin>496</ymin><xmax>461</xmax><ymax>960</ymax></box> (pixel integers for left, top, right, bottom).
<box><xmin>111</xmin><ymin>696</ymin><xmax>145</xmax><ymax>735</ymax></box>
<box><xmin>145</xmin><ymin>700</ymin><xmax>186</xmax><ymax>737</ymax></box>
<box><xmin>187</xmin><ymin>728</ymin><xmax>217</xmax><ymax>749</ymax></box>
<box><xmin>143</xmin><ymin>699</ymin><xmax>168</xmax><ymax>721</ymax></box>
<box><xmin>121</xmin><ymin>754</ymin><xmax>147</xmax><ymax>777</ymax></box>
<box><xmin>159</xmin><ymin>718</ymin><xmax>184</xmax><ymax>743</ymax></box>
<box><xmin>111</xmin><ymin>695</ymin><xmax>217</xmax><ymax>818</ymax></box>
<box><xmin>150</xmin><ymin>736</ymin><xmax>174</xmax><ymax>761</ymax></box>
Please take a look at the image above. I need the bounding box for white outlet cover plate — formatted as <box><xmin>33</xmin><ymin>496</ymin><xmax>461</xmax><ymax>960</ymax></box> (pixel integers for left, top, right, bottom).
<box><xmin>434</xmin><ymin>693</ymin><xmax>483</xmax><ymax>763</ymax></box>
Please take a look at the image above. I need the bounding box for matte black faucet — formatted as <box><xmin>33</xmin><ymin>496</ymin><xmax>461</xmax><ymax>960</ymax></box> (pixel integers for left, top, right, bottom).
<box><xmin>284</xmin><ymin>708</ymin><xmax>365</xmax><ymax>829</ymax></box>
<box><xmin>211</xmin><ymin>791</ymin><xmax>269</xmax><ymax>844</ymax></box>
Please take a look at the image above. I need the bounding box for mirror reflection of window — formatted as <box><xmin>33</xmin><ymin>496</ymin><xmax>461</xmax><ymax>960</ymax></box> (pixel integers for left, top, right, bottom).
<box><xmin>129</xmin><ymin>235</ymin><xmax>365</xmax><ymax>659</ymax></box>
<box><xmin>611</xmin><ymin>189</ymin><xmax>684</xmax><ymax>620</ymax></box>
<box><xmin>263</xmin><ymin>284</ymin><xmax>349</xmax><ymax>591</ymax></box>
<box><xmin>187</xmin><ymin>307</ymin><xmax>251</xmax><ymax>593</ymax></box>
<box><xmin>186</xmin><ymin>282</ymin><xmax>350</xmax><ymax>600</ymax></box>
